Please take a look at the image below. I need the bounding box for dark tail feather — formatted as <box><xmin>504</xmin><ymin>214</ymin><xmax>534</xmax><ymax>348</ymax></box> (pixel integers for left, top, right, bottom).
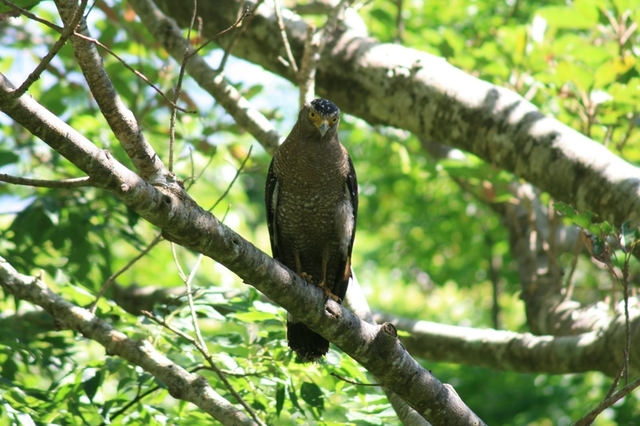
<box><xmin>287</xmin><ymin>321</ymin><xmax>329</xmax><ymax>363</ymax></box>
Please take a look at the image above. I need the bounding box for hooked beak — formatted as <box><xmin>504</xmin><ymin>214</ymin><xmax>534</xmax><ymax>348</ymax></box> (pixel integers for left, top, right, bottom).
<box><xmin>317</xmin><ymin>121</ymin><xmax>329</xmax><ymax>138</ymax></box>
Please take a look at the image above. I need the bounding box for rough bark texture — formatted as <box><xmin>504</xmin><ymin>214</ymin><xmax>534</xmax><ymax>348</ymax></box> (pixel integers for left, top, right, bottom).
<box><xmin>153</xmin><ymin>0</ymin><xmax>640</xmax><ymax>227</ymax></box>
<box><xmin>54</xmin><ymin>0</ymin><xmax>165</xmax><ymax>179</ymax></box>
<box><xmin>375</xmin><ymin>312</ymin><xmax>640</xmax><ymax>377</ymax></box>
<box><xmin>0</xmin><ymin>258</ymin><xmax>256</xmax><ymax>426</ymax></box>
<box><xmin>0</xmin><ymin>72</ymin><xmax>485</xmax><ymax>426</ymax></box>
<box><xmin>3</xmin><ymin>0</ymin><xmax>639</xmax><ymax>423</ymax></box>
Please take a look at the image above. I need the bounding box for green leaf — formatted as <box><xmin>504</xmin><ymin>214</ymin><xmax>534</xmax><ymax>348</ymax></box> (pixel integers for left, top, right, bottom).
<box><xmin>573</xmin><ymin>0</ymin><xmax>599</xmax><ymax>25</ymax></box>
<box><xmin>82</xmin><ymin>368</ymin><xmax>103</xmax><ymax>402</ymax></box>
<box><xmin>300</xmin><ymin>382</ymin><xmax>324</xmax><ymax>412</ymax></box>
<box><xmin>556</xmin><ymin>61</ymin><xmax>593</xmax><ymax>92</ymax></box>
<box><xmin>608</xmin><ymin>78</ymin><xmax>640</xmax><ymax>105</ymax></box>
<box><xmin>275</xmin><ymin>383</ymin><xmax>285</xmax><ymax>417</ymax></box>
<box><xmin>594</xmin><ymin>55</ymin><xmax>637</xmax><ymax>87</ymax></box>
<box><xmin>232</xmin><ymin>311</ymin><xmax>278</xmax><ymax>323</ymax></box>
<box><xmin>0</xmin><ymin>0</ymin><xmax>43</xmax><ymax>14</ymax></box>
<box><xmin>1</xmin><ymin>357</ymin><xmax>18</xmax><ymax>381</ymax></box>
<box><xmin>0</xmin><ymin>151</ymin><xmax>19</xmax><ymax>167</ymax></box>
<box><xmin>553</xmin><ymin>202</ymin><xmax>577</xmax><ymax>218</ymax></box>
<box><xmin>620</xmin><ymin>221</ymin><xmax>640</xmax><ymax>253</ymax></box>
<box><xmin>537</xmin><ymin>5</ymin><xmax>598</xmax><ymax>29</ymax></box>
<box><xmin>288</xmin><ymin>381</ymin><xmax>303</xmax><ymax>412</ymax></box>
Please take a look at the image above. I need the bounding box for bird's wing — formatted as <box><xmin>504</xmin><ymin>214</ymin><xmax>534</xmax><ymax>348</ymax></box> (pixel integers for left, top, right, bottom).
<box><xmin>346</xmin><ymin>154</ymin><xmax>359</xmax><ymax>256</ymax></box>
<box><xmin>333</xmin><ymin>154</ymin><xmax>358</xmax><ymax>301</ymax></box>
<box><xmin>265</xmin><ymin>158</ymin><xmax>281</xmax><ymax>261</ymax></box>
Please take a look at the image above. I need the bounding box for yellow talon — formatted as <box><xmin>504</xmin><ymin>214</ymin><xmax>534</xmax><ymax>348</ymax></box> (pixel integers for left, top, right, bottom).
<box><xmin>318</xmin><ymin>280</ymin><xmax>340</xmax><ymax>302</ymax></box>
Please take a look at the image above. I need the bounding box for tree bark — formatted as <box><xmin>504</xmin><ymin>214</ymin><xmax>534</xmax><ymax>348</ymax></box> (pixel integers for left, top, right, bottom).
<box><xmin>0</xmin><ymin>70</ymin><xmax>485</xmax><ymax>426</ymax></box>
<box><xmin>152</xmin><ymin>0</ymin><xmax>640</xmax><ymax>227</ymax></box>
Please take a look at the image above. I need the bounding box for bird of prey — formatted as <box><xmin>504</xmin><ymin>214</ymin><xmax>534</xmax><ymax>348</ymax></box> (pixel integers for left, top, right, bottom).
<box><xmin>265</xmin><ymin>98</ymin><xmax>358</xmax><ymax>362</ymax></box>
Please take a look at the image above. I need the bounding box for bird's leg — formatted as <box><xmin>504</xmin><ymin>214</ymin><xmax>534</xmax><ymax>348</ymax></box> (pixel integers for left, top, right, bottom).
<box><xmin>318</xmin><ymin>255</ymin><xmax>340</xmax><ymax>302</ymax></box>
<box><xmin>294</xmin><ymin>252</ymin><xmax>313</xmax><ymax>283</ymax></box>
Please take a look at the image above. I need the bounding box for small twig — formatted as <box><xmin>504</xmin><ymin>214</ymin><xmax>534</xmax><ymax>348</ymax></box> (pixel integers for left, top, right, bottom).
<box><xmin>604</xmin><ymin>362</ymin><xmax>625</xmax><ymax>401</ymax></box>
<box><xmin>89</xmin><ymin>233</ymin><xmax>164</xmax><ymax>313</ymax></box>
<box><xmin>168</xmin><ymin>0</ymin><xmax>199</xmax><ymax>172</ymax></box>
<box><xmin>394</xmin><ymin>0</ymin><xmax>404</xmax><ymax>44</ymax></box>
<box><xmin>103</xmin><ymin>379</ymin><xmax>160</xmax><ymax>425</ymax></box>
<box><xmin>195</xmin><ymin>364</ymin><xmax>269</xmax><ymax>377</ymax></box>
<box><xmin>0</xmin><ymin>0</ymin><xmax>64</xmax><ymax>32</ymax></box>
<box><xmin>562</xmin><ymin>235</ymin><xmax>583</xmax><ymax>302</ymax></box>
<box><xmin>171</xmin><ymin>242</ymin><xmax>188</xmax><ymax>283</ymax></box>
<box><xmin>573</xmin><ymin>376</ymin><xmax>640</xmax><ymax>426</ymax></box>
<box><xmin>10</xmin><ymin>0</ymin><xmax>89</xmax><ymax>97</ymax></box>
<box><xmin>0</xmin><ymin>174</ymin><xmax>92</xmax><ymax>188</ymax></box>
<box><xmin>547</xmin><ymin>200</ymin><xmax>560</xmax><ymax>291</ymax></box>
<box><xmin>621</xmin><ymin>251</ymin><xmax>632</xmax><ymax>384</ymax></box>
<box><xmin>72</xmin><ymin>32</ymin><xmax>195</xmax><ymax>114</ymax></box>
<box><xmin>298</xmin><ymin>25</ymin><xmax>318</xmax><ymax>107</ymax></box>
<box><xmin>191</xmin><ymin>5</ymin><xmax>253</xmax><ymax>58</ymax></box>
<box><xmin>2</xmin><ymin>0</ymin><xmax>190</xmax><ymax>114</ymax></box>
<box><xmin>296</xmin><ymin>0</ymin><xmax>353</xmax><ymax>105</ymax></box>
<box><xmin>217</xmin><ymin>2</ymin><xmax>263</xmax><ymax>71</ymax></box>
<box><xmin>330</xmin><ymin>372</ymin><xmax>380</xmax><ymax>386</ymax></box>
<box><xmin>486</xmin><ymin>235</ymin><xmax>502</xmax><ymax>330</ymax></box>
<box><xmin>184</xmin><ymin>253</ymin><xmax>208</xmax><ymax>351</ymax></box>
<box><xmin>273</xmin><ymin>0</ymin><xmax>299</xmax><ymax>75</ymax></box>
<box><xmin>141</xmin><ymin>310</ymin><xmax>266</xmax><ymax>426</ymax></box>
<box><xmin>219</xmin><ymin>368</ymin><xmax>269</xmax><ymax>377</ymax></box>
<box><xmin>186</xmin><ymin>147</ymin><xmax>217</xmax><ymax>189</ymax></box>
<box><xmin>208</xmin><ymin>145</ymin><xmax>253</xmax><ymax>212</ymax></box>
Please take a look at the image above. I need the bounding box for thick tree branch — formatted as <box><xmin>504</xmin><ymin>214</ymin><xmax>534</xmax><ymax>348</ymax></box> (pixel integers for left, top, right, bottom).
<box><xmin>494</xmin><ymin>181</ymin><xmax>639</xmax><ymax>337</ymax></box>
<box><xmin>0</xmin><ymin>257</ymin><xmax>257</xmax><ymax>426</ymax></box>
<box><xmin>346</xmin><ymin>274</ymin><xmax>431</xmax><ymax>426</ymax></box>
<box><xmin>375</xmin><ymin>312</ymin><xmax>640</xmax><ymax>377</ymax></box>
<box><xmin>422</xmin><ymin>141</ymin><xmax>620</xmax><ymax>338</ymax></box>
<box><xmin>154</xmin><ymin>0</ymin><xmax>640</xmax><ymax>227</ymax></box>
<box><xmin>0</xmin><ymin>72</ymin><xmax>484</xmax><ymax>426</ymax></box>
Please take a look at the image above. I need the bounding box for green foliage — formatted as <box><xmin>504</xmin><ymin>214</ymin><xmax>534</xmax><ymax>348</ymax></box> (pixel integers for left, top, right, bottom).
<box><xmin>0</xmin><ymin>0</ymin><xmax>44</xmax><ymax>14</ymax></box>
<box><xmin>1</xmin><ymin>0</ymin><xmax>639</xmax><ymax>424</ymax></box>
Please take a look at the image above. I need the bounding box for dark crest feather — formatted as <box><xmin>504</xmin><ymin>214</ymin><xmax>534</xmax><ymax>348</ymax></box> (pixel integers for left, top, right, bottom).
<box><xmin>310</xmin><ymin>98</ymin><xmax>340</xmax><ymax>116</ymax></box>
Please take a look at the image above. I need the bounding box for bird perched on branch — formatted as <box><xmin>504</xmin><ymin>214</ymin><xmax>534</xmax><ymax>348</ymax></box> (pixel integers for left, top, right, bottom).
<box><xmin>265</xmin><ymin>98</ymin><xmax>358</xmax><ymax>362</ymax></box>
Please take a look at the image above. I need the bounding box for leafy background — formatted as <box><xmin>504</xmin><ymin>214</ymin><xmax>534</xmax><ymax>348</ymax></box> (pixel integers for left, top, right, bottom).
<box><xmin>1</xmin><ymin>0</ymin><xmax>639</xmax><ymax>424</ymax></box>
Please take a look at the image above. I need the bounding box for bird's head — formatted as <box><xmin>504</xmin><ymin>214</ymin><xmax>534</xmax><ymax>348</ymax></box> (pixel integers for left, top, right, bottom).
<box><xmin>301</xmin><ymin>98</ymin><xmax>341</xmax><ymax>140</ymax></box>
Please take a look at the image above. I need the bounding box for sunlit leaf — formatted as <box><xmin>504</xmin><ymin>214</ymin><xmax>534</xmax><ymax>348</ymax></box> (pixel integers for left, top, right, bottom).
<box><xmin>536</xmin><ymin>5</ymin><xmax>598</xmax><ymax>29</ymax></box>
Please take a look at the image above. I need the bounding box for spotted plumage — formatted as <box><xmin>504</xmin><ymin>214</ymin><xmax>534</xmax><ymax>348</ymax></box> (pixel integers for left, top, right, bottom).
<box><xmin>265</xmin><ymin>98</ymin><xmax>358</xmax><ymax>362</ymax></box>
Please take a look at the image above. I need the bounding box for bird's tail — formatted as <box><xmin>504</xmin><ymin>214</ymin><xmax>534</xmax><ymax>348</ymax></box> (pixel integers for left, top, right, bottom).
<box><xmin>287</xmin><ymin>321</ymin><xmax>329</xmax><ymax>363</ymax></box>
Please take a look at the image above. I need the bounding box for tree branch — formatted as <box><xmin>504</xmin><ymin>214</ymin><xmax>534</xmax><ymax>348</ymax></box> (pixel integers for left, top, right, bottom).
<box><xmin>53</xmin><ymin>0</ymin><xmax>166</xmax><ymax>180</ymax></box>
<box><xmin>0</xmin><ymin>173</ymin><xmax>91</xmax><ymax>188</ymax></box>
<box><xmin>0</xmin><ymin>256</ymin><xmax>258</xmax><ymax>426</ymax></box>
<box><xmin>374</xmin><ymin>311</ymin><xmax>640</xmax><ymax>377</ymax></box>
<box><xmin>128</xmin><ymin>0</ymin><xmax>282</xmax><ymax>155</ymax></box>
<box><xmin>154</xmin><ymin>0</ymin><xmax>640</xmax><ymax>227</ymax></box>
<box><xmin>0</xmin><ymin>71</ymin><xmax>484</xmax><ymax>426</ymax></box>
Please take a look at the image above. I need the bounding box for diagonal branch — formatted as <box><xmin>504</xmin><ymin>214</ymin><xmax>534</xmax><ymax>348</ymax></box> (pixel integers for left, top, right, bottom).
<box><xmin>0</xmin><ymin>174</ymin><xmax>91</xmax><ymax>188</ymax></box>
<box><xmin>53</xmin><ymin>0</ymin><xmax>166</xmax><ymax>180</ymax></box>
<box><xmin>0</xmin><ymin>71</ymin><xmax>485</xmax><ymax>426</ymax></box>
<box><xmin>155</xmin><ymin>0</ymin><xmax>640</xmax><ymax>228</ymax></box>
<box><xmin>346</xmin><ymin>274</ymin><xmax>432</xmax><ymax>426</ymax></box>
<box><xmin>1</xmin><ymin>0</ymin><xmax>88</xmax><ymax>97</ymax></box>
<box><xmin>0</xmin><ymin>257</ymin><xmax>258</xmax><ymax>426</ymax></box>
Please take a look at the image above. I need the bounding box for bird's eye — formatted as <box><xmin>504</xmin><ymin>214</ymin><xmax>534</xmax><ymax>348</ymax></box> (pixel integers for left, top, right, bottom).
<box><xmin>309</xmin><ymin>111</ymin><xmax>316</xmax><ymax>119</ymax></box>
<box><xmin>330</xmin><ymin>117</ymin><xmax>338</xmax><ymax>124</ymax></box>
